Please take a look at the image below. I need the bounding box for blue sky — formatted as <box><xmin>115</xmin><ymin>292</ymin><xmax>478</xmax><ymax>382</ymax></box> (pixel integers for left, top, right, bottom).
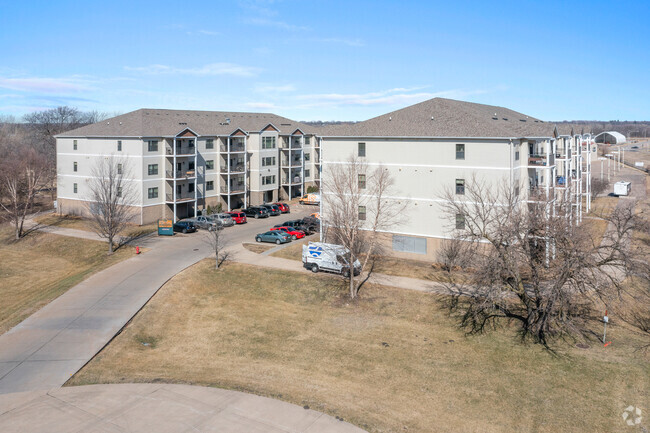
<box><xmin>1</xmin><ymin>0</ymin><xmax>648</xmax><ymax>121</ymax></box>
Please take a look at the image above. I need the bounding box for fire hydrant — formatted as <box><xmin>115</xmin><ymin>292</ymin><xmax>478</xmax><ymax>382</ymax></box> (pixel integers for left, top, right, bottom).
<box><xmin>136</xmin><ymin>246</ymin><xmax>140</xmax><ymax>254</ymax></box>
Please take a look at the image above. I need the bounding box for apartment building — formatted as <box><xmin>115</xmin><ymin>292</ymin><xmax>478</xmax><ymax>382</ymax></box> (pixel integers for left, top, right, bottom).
<box><xmin>319</xmin><ymin>98</ymin><xmax>594</xmax><ymax>260</ymax></box>
<box><xmin>56</xmin><ymin>109</ymin><xmax>321</xmax><ymax>223</ymax></box>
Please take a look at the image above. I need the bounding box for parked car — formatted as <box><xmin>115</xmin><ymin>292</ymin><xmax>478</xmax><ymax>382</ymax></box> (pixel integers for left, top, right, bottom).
<box><xmin>260</xmin><ymin>204</ymin><xmax>281</xmax><ymax>216</ymax></box>
<box><xmin>274</xmin><ymin>202</ymin><xmax>290</xmax><ymax>213</ymax></box>
<box><xmin>211</xmin><ymin>213</ymin><xmax>234</xmax><ymax>227</ymax></box>
<box><xmin>302</xmin><ymin>242</ymin><xmax>361</xmax><ymax>276</ymax></box>
<box><xmin>255</xmin><ymin>230</ymin><xmax>291</xmax><ymax>244</ymax></box>
<box><xmin>276</xmin><ymin>219</ymin><xmax>314</xmax><ymax>235</ymax></box>
<box><xmin>243</xmin><ymin>206</ymin><xmax>269</xmax><ymax>219</ymax></box>
<box><xmin>270</xmin><ymin>226</ymin><xmax>305</xmax><ymax>240</ymax></box>
<box><xmin>173</xmin><ymin>220</ymin><xmax>197</xmax><ymax>234</ymax></box>
<box><xmin>192</xmin><ymin>215</ymin><xmax>219</xmax><ymax>231</ymax></box>
<box><xmin>228</xmin><ymin>211</ymin><xmax>247</xmax><ymax>224</ymax></box>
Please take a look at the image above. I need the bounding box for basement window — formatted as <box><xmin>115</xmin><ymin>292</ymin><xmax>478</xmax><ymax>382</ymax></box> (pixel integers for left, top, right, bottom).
<box><xmin>392</xmin><ymin>235</ymin><xmax>427</xmax><ymax>255</ymax></box>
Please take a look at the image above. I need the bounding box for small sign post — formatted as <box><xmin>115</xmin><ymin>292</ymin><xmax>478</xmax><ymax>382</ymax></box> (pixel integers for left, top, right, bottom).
<box><xmin>158</xmin><ymin>219</ymin><xmax>174</xmax><ymax>236</ymax></box>
<box><xmin>603</xmin><ymin>310</ymin><xmax>609</xmax><ymax>344</ymax></box>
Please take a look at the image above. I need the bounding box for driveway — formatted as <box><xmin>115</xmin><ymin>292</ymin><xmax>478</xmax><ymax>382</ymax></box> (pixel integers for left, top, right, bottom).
<box><xmin>0</xmin><ymin>383</ymin><xmax>366</xmax><ymax>432</ymax></box>
<box><xmin>0</xmin><ymin>206</ymin><xmax>315</xmax><ymax>395</ymax></box>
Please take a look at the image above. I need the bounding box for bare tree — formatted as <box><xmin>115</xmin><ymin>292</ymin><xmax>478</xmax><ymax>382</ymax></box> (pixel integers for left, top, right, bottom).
<box><xmin>321</xmin><ymin>155</ymin><xmax>405</xmax><ymax>299</ymax></box>
<box><xmin>0</xmin><ymin>133</ymin><xmax>48</xmax><ymax>239</ymax></box>
<box><xmin>590</xmin><ymin>177</ymin><xmax>610</xmax><ymax>201</ymax></box>
<box><xmin>440</xmin><ymin>177</ymin><xmax>646</xmax><ymax>347</ymax></box>
<box><xmin>204</xmin><ymin>226</ymin><xmax>230</xmax><ymax>269</ymax></box>
<box><xmin>85</xmin><ymin>157</ymin><xmax>136</xmax><ymax>254</ymax></box>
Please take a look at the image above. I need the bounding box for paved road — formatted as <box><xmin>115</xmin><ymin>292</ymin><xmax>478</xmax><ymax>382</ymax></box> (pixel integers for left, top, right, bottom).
<box><xmin>0</xmin><ymin>384</ymin><xmax>366</xmax><ymax>433</ymax></box>
<box><xmin>0</xmin><ymin>206</ymin><xmax>315</xmax><ymax>395</ymax></box>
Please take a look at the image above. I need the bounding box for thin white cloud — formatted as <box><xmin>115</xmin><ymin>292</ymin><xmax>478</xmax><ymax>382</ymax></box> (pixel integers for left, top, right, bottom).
<box><xmin>295</xmin><ymin>87</ymin><xmax>491</xmax><ymax>107</ymax></box>
<box><xmin>245</xmin><ymin>17</ymin><xmax>308</xmax><ymax>31</ymax></box>
<box><xmin>124</xmin><ymin>63</ymin><xmax>260</xmax><ymax>77</ymax></box>
<box><xmin>242</xmin><ymin>101</ymin><xmax>278</xmax><ymax>110</ymax></box>
<box><xmin>255</xmin><ymin>84</ymin><xmax>296</xmax><ymax>93</ymax></box>
<box><xmin>314</xmin><ymin>37</ymin><xmax>365</xmax><ymax>47</ymax></box>
<box><xmin>0</xmin><ymin>77</ymin><xmax>90</xmax><ymax>93</ymax></box>
<box><xmin>186</xmin><ymin>29</ymin><xmax>220</xmax><ymax>36</ymax></box>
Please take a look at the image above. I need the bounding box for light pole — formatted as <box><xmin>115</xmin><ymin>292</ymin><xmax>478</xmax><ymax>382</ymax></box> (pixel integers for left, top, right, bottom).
<box><xmin>606</xmin><ymin>153</ymin><xmax>613</xmax><ymax>181</ymax></box>
<box><xmin>598</xmin><ymin>157</ymin><xmax>607</xmax><ymax>182</ymax></box>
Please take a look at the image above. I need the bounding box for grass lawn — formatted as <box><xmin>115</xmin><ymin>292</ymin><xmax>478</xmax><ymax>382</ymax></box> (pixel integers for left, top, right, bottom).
<box><xmin>33</xmin><ymin>213</ymin><xmax>157</xmax><ymax>238</ymax></box>
<box><xmin>68</xmin><ymin>260</ymin><xmax>649</xmax><ymax>433</ymax></box>
<box><xmin>242</xmin><ymin>242</ymin><xmax>275</xmax><ymax>254</ymax></box>
<box><xmin>0</xmin><ymin>225</ymin><xmax>136</xmax><ymax>334</ymax></box>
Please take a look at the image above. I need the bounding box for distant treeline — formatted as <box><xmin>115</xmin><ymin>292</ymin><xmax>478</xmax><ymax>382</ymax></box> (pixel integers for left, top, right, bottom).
<box><xmin>549</xmin><ymin>120</ymin><xmax>650</xmax><ymax>138</ymax></box>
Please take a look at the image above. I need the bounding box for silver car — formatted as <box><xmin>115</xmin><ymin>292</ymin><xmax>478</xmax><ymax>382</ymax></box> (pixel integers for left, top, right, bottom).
<box><xmin>190</xmin><ymin>215</ymin><xmax>219</xmax><ymax>231</ymax></box>
<box><xmin>211</xmin><ymin>213</ymin><xmax>234</xmax><ymax>227</ymax></box>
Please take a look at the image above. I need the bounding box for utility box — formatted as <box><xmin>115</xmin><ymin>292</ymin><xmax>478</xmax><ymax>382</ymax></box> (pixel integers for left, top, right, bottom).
<box><xmin>158</xmin><ymin>219</ymin><xmax>174</xmax><ymax>236</ymax></box>
<box><xmin>613</xmin><ymin>181</ymin><xmax>631</xmax><ymax>197</ymax></box>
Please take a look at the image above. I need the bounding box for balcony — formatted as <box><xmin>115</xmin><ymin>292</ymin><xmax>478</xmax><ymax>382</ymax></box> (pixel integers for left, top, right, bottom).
<box><xmin>220</xmin><ymin>165</ymin><xmax>246</xmax><ymax>174</ymax></box>
<box><xmin>528</xmin><ymin>155</ymin><xmax>549</xmax><ymax>166</ymax></box>
<box><xmin>282</xmin><ymin>158</ymin><xmax>303</xmax><ymax>167</ymax></box>
<box><xmin>166</xmin><ymin>169</ymin><xmax>196</xmax><ymax>180</ymax></box>
<box><xmin>282</xmin><ymin>176</ymin><xmax>302</xmax><ymax>185</ymax></box>
<box><xmin>166</xmin><ymin>146</ymin><xmax>196</xmax><ymax>156</ymax></box>
<box><xmin>219</xmin><ymin>143</ymin><xmax>246</xmax><ymax>153</ymax></box>
<box><xmin>220</xmin><ymin>185</ymin><xmax>245</xmax><ymax>194</ymax></box>
<box><xmin>165</xmin><ymin>193</ymin><xmax>196</xmax><ymax>203</ymax></box>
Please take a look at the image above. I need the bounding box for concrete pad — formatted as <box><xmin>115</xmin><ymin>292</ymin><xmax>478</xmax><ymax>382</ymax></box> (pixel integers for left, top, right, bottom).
<box><xmin>305</xmin><ymin>415</ymin><xmax>368</xmax><ymax>433</ymax></box>
<box><xmin>230</xmin><ymin>392</ymin><xmax>323</xmax><ymax>431</ymax></box>
<box><xmin>52</xmin><ymin>384</ymin><xmax>163</xmax><ymax>418</ymax></box>
<box><xmin>0</xmin><ymin>389</ymin><xmax>47</xmax><ymax>416</ymax></box>
<box><xmin>0</xmin><ymin>329</ymin><xmax>60</xmax><ymax>363</ymax></box>
<box><xmin>0</xmin><ymin>362</ymin><xmax>19</xmax><ymax>381</ymax></box>
<box><xmin>193</xmin><ymin>408</ymin><xmax>288</xmax><ymax>433</ymax></box>
<box><xmin>0</xmin><ymin>394</ymin><xmax>98</xmax><ymax>433</ymax></box>
<box><xmin>0</xmin><ymin>360</ymin><xmax>86</xmax><ymax>394</ymax></box>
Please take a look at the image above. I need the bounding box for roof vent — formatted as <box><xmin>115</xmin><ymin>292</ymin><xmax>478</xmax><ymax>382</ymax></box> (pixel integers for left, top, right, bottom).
<box><xmin>431</xmin><ymin>116</ymin><xmax>434</xmax><ymax>120</ymax></box>
<box><xmin>520</xmin><ymin>119</ymin><xmax>527</xmax><ymax>122</ymax></box>
<box><xmin>179</xmin><ymin>122</ymin><xmax>187</xmax><ymax>126</ymax></box>
<box><xmin>107</xmin><ymin>122</ymin><xmax>110</xmax><ymax>125</ymax></box>
<box><xmin>225</xmin><ymin>118</ymin><xmax>231</xmax><ymax>124</ymax></box>
<box><xmin>502</xmin><ymin>118</ymin><xmax>508</xmax><ymax>121</ymax></box>
<box><xmin>389</xmin><ymin>116</ymin><xmax>392</xmax><ymax>121</ymax></box>
<box><xmin>119</xmin><ymin>122</ymin><xmax>122</xmax><ymax>125</ymax></box>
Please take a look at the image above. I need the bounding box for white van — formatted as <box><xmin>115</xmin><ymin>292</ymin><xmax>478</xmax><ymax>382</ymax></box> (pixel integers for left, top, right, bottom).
<box><xmin>613</xmin><ymin>181</ymin><xmax>631</xmax><ymax>197</ymax></box>
<box><xmin>302</xmin><ymin>242</ymin><xmax>361</xmax><ymax>277</ymax></box>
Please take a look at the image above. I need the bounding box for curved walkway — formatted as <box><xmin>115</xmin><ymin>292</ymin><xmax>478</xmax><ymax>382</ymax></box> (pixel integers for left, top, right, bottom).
<box><xmin>0</xmin><ymin>383</ymin><xmax>365</xmax><ymax>433</ymax></box>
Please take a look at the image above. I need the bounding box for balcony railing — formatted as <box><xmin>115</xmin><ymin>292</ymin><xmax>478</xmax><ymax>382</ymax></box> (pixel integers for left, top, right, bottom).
<box><xmin>220</xmin><ymin>185</ymin><xmax>245</xmax><ymax>194</ymax></box>
<box><xmin>220</xmin><ymin>165</ymin><xmax>245</xmax><ymax>173</ymax></box>
<box><xmin>166</xmin><ymin>169</ymin><xmax>196</xmax><ymax>179</ymax></box>
<box><xmin>528</xmin><ymin>155</ymin><xmax>549</xmax><ymax>166</ymax></box>
<box><xmin>219</xmin><ymin>144</ymin><xmax>246</xmax><ymax>152</ymax></box>
<box><xmin>282</xmin><ymin>158</ymin><xmax>302</xmax><ymax>167</ymax></box>
<box><xmin>165</xmin><ymin>193</ymin><xmax>196</xmax><ymax>202</ymax></box>
<box><xmin>165</xmin><ymin>146</ymin><xmax>196</xmax><ymax>156</ymax></box>
<box><xmin>282</xmin><ymin>176</ymin><xmax>302</xmax><ymax>185</ymax></box>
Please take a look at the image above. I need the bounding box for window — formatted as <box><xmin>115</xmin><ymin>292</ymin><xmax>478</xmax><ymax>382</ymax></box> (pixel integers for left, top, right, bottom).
<box><xmin>117</xmin><ymin>140</ymin><xmax>122</xmax><ymax>151</ymax></box>
<box><xmin>148</xmin><ymin>164</ymin><xmax>158</xmax><ymax>175</ymax></box>
<box><xmin>262</xmin><ymin>136</ymin><xmax>276</xmax><ymax>149</ymax></box>
<box><xmin>148</xmin><ymin>187</ymin><xmax>158</xmax><ymax>199</ymax></box>
<box><xmin>206</xmin><ymin>139</ymin><xmax>214</xmax><ymax>149</ymax></box>
<box><xmin>189</xmin><ymin>139</ymin><xmax>195</xmax><ymax>147</ymax></box>
<box><xmin>515</xmin><ymin>150</ymin><xmax>520</xmax><ymax>161</ymax></box>
<box><xmin>176</xmin><ymin>184</ymin><xmax>182</xmax><ymax>195</ymax></box>
<box><xmin>358</xmin><ymin>174</ymin><xmax>367</xmax><ymax>189</ymax></box>
<box><xmin>73</xmin><ymin>162</ymin><xmax>78</xmax><ymax>172</ymax></box>
<box><xmin>358</xmin><ymin>142</ymin><xmax>366</xmax><ymax>157</ymax></box>
<box><xmin>456</xmin><ymin>143</ymin><xmax>465</xmax><ymax>160</ymax></box>
<box><xmin>305</xmin><ymin>169</ymin><xmax>310</xmax><ymax>179</ymax></box>
<box><xmin>304</xmin><ymin>153</ymin><xmax>310</xmax><ymax>161</ymax></box>
<box><xmin>262</xmin><ymin>156</ymin><xmax>276</xmax><ymax>167</ymax></box>
<box><xmin>262</xmin><ymin>175</ymin><xmax>276</xmax><ymax>185</ymax></box>
<box><xmin>456</xmin><ymin>213</ymin><xmax>465</xmax><ymax>230</ymax></box>
<box><xmin>117</xmin><ymin>163</ymin><xmax>123</xmax><ymax>175</ymax></box>
<box><xmin>147</xmin><ymin>140</ymin><xmax>158</xmax><ymax>152</ymax></box>
<box><xmin>393</xmin><ymin>235</ymin><xmax>427</xmax><ymax>255</ymax></box>
<box><xmin>188</xmin><ymin>183</ymin><xmax>195</xmax><ymax>193</ymax></box>
<box><xmin>305</xmin><ymin>136</ymin><xmax>311</xmax><ymax>145</ymax></box>
<box><xmin>515</xmin><ymin>185</ymin><xmax>520</xmax><ymax>196</ymax></box>
<box><xmin>73</xmin><ymin>140</ymin><xmax>77</xmax><ymax>150</ymax></box>
<box><xmin>358</xmin><ymin>205</ymin><xmax>366</xmax><ymax>221</ymax></box>
<box><xmin>455</xmin><ymin>179</ymin><xmax>465</xmax><ymax>195</ymax></box>
<box><xmin>73</xmin><ymin>183</ymin><xmax>78</xmax><ymax>194</ymax></box>
<box><xmin>117</xmin><ymin>187</ymin><xmax>122</xmax><ymax>197</ymax></box>
<box><xmin>206</xmin><ymin>181</ymin><xmax>214</xmax><ymax>191</ymax></box>
<box><xmin>206</xmin><ymin>160</ymin><xmax>214</xmax><ymax>170</ymax></box>
<box><xmin>189</xmin><ymin>161</ymin><xmax>195</xmax><ymax>170</ymax></box>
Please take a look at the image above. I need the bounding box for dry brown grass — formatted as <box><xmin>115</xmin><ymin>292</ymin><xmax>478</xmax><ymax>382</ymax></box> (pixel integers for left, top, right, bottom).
<box><xmin>33</xmin><ymin>213</ymin><xmax>157</xmax><ymax>238</ymax></box>
<box><xmin>0</xmin><ymin>225</ymin><xmax>136</xmax><ymax>334</ymax></box>
<box><xmin>268</xmin><ymin>235</ymin><xmax>317</xmax><ymax>260</ymax></box>
<box><xmin>69</xmin><ymin>260</ymin><xmax>649</xmax><ymax>433</ymax></box>
<box><xmin>242</xmin><ymin>242</ymin><xmax>275</xmax><ymax>254</ymax></box>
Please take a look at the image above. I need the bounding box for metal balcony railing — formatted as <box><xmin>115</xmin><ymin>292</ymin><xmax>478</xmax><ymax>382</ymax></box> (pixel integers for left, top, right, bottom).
<box><xmin>220</xmin><ymin>185</ymin><xmax>245</xmax><ymax>193</ymax></box>
<box><xmin>165</xmin><ymin>193</ymin><xmax>196</xmax><ymax>202</ymax></box>
<box><xmin>219</xmin><ymin>144</ymin><xmax>245</xmax><ymax>152</ymax></box>
<box><xmin>220</xmin><ymin>165</ymin><xmax>245</xmax><ymax>173</ymax></box>
<box><xmin>166</xmin><ymin>169</ymin><xmax>196</xmax><ymax>179</ymax></box>
<box><xmin>528</xmin><ymin>155</ymin><xmax>548</xmax><ymax>166</ymax></box>
<box><xmin>166</xmin><ymin>146</ymin><xmax>195</xmax><ymax>156</ymax></box>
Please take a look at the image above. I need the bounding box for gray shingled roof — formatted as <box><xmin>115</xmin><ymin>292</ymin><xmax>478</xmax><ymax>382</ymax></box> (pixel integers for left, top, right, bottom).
<box><xmin>320</xmin><ymin>98</ymin><xmax>570</xmax><ymax>138</ymax></box>
<box><xmin>57</xmin><ymin>109</ymin><xmax>317</xmax><ymax>138</ymax></box>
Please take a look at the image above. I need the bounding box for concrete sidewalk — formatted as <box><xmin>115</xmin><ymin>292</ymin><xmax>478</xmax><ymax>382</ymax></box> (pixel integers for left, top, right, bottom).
<box><xmin>0</xmin><ymin>234</ymin><xmax>210</xmax><ymax>395</ymax></box>
<box><xmin>0</xmin><ymin>384</ymin><xmax>366</xmax><ymax>433</ymax></box>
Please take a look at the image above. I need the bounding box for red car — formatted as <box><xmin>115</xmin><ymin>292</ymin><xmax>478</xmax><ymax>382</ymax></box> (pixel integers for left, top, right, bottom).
<box><xmin>274</xmin><ymin>202</ymin><xmax>290</xmax><ymax>213</ymax></box>
<box><xmin>228</xmin><ymin>211</ymin><xmax>247</xmax><ymax>224</ymax></box>
<box><xmin>270</xmin><ymin>226</ymin><xmax>304</xmax><ymax>240</ymax></box>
